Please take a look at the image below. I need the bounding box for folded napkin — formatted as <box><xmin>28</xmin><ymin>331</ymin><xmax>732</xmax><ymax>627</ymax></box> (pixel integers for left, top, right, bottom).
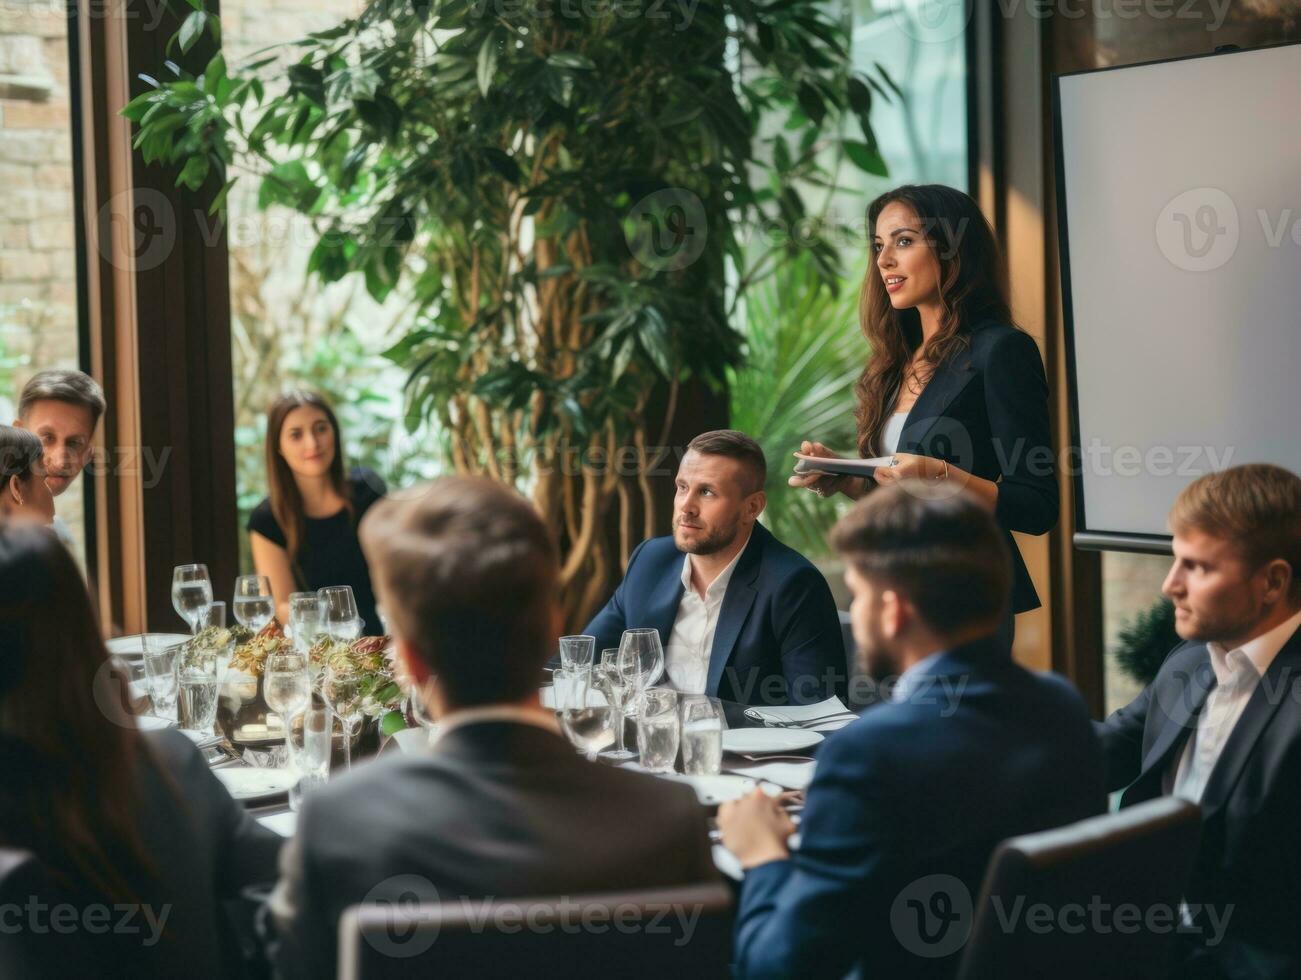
<box><xmin>744</xmin><ymin>696</ymin><xmax>856</xmax><ymax>732</ymax></box>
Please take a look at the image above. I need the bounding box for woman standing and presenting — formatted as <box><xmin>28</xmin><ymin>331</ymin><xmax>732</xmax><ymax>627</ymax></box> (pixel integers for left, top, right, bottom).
<box><xmin>791</xmin><ymin>184</ymin><xmax>1057</xmax><ymax>648</ymax></box>
<box><xmin>248</xmin><ymin>390</ymin><xmax>386</xmax><ymax>632</ymax></box>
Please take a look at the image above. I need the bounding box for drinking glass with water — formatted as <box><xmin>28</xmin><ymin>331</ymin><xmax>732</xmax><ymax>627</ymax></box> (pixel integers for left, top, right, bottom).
<box><xmin>142</xmin><ymin>637</ymin><xmax>180</xmax><ymax>721</ymax></box>
<box><xmin>636</xmin><ymin>688</ymin><xmax>680</xmax><ymax>774</ymax></box>
<box><xmin>288</xmin><ymin>703</ymin><xmax>332</xmax><ymax>812</ymax></box>
<box><xmin>680</xmin><ymin>695</ymin><xmax>723</xmax><ymax>776</ymax></box>
<box><xmin>176</xmin><ymin>645</ymin><xmax>220</xmax><ymax>737</ymax></box>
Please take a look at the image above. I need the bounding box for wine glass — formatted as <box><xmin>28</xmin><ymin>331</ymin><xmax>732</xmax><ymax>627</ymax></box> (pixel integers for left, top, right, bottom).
<box><xmin>171</xmin><ymin>564</ymin><xmax>213</xmax><ymax>633</ymax></box>
<box><xmin>319</xmin><ymin>586</ymin><xmax>363</xmax><ymax>641</ymax></box>
<box><xmin>233</xmin><ymin>575</ymin><xmax>275</xmax><ymax>631</ymax></box>
<box><xmin>592</xmin><ymin>662</ymin><xmax>636</xmax><ymax>761</ymax></box>
<box><xmin>555</xmin><ymin>667</ymin><xmax>614</xmax><ymax>762</ymax></box>
<box><xmin>288</xmin><ymin>592</ymin><xmax>324</xmax><ymax>653</ymax></box>
<box><xmin>322</xmin><ymin>666</ymin><xmax>365</xmax><ymax>770</ymax></box>
<box><xmin>264</xmin><ymin>652</ymin><xmax>312</xmax><ymax>768</ymax></box>
<box><xmin>288</xmin><ymin>702</ymin><xmax>332</xmax><ymax>812</ymax></box>
<box><xmin>618</xmin><ymin>628</ymin><xmax>665</xmax><ymax>696</ymax></box>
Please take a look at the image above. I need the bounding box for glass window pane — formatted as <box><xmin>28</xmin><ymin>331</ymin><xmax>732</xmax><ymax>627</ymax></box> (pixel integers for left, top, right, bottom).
<box><xmin>0</xmin><ymin>2</ymin><xmax>86</xmax><ymax>565</ymax></box>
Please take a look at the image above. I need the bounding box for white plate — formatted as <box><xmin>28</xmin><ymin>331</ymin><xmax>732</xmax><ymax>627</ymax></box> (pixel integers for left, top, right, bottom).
<box><xmin>722</xmin><ymin>728</ymin><xmax>824</xmax><ymax>754</ymax></box>
<box><xmin>134</xmin><ymin>715</ymin><xmax>174</xmax><ymax>732</ymax></box>
<box><xmin>214</xmin><ymin>767</ymin><xmax>297</xmax><ymax>802</ymax></box>
<box><xmin>661</xmin><ymin>773</ymin><xmax>783</xmax><ymax>807</ymax></box>
<box><xmin>106</xmin><ymin>633</ymin><xmax>189</xmax><ymax>659</ymax></box>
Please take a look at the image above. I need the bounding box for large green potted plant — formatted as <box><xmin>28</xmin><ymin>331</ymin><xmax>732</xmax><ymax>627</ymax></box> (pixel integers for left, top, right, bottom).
<box><xmin>126</xmin><ymin>0</ymin><xmax>893</xmax><ymax>623</ymax></box>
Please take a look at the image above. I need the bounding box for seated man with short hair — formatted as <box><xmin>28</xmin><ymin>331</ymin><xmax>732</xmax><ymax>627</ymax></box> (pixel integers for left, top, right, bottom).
<box><xmin>719</xmin><ymin>482</ymin><xmax>1105</xmax><ymax>980</ymax></box>
<box><xmin>1095</xmin><ymin>464</ymin><xmax>1301</xmax><ymax>979</ymax></box>
<box><xmin>269</xmin><ymin>476</ymin><xmax>717</xmax><ymax>980</ymax></box>
<box><xmin>586</xmin><ymin>429</ymin><xmax>844</xmax><ymax>705</ymax></box>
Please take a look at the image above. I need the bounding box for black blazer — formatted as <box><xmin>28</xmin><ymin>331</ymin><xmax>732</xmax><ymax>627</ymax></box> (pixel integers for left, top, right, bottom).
<box><xmin>890</xmin><ymin>321</ymin><xmax>1057</xmax><ymax>613</ymax></box>
<box><xmin>1094</xmin><ymin>625</ymin><xmax>1301</xmax><ymax>978</ymax></box>
<box><xmin>270</xmin><ymin>720</ymin><xmax>719</xmax><ymax>980</ymax></box>
<box><xmin>0</xmin><ymin>729</ymin><xmax>283</xmax><ymax>979</ymax></box>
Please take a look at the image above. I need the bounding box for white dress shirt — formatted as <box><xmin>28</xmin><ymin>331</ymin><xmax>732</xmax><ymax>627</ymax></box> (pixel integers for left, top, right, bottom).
<box><xmin>664</xmin><ymin>536</ymin><xmax>751</xmax><ymax>695</ymax></box>
<box><xmin>1167</xmin><ymin>608</ymin><xmax>1301</xmax><ymax>802</ymax></box>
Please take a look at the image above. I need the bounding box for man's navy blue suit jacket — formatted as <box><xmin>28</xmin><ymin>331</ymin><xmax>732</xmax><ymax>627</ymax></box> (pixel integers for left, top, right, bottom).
<box><xmin>584</xmin><ymin>523</ymin><xmax>844</xmax><ymax>706</ymax></box>
<box><xmin>732</xmin><ymin>637</ymin><xmax>1106</xmax><ymax>980</ymax></box>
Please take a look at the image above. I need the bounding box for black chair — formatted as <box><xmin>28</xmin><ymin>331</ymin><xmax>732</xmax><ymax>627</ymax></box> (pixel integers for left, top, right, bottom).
<box><xmin>339</xmin><ymin>882</ymin><xmax>734</xmax><ymax>980</ymax></box>
<box><xmin>957</xmin><ymin>796</ymin><xmax>1202</xmax><ymax>980</ymax></box>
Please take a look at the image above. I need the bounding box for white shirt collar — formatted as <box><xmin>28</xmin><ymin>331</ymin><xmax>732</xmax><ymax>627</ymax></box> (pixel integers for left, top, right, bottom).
<box><xmin>1206</xmin><ymin>607</ymin><xmax>1301</xmax><ymax>688</ymax></box>
<box><xmin>680</xmin><ymin>530</ymin><xmax>752</xmax><ymax>601</ymax></box>
<box><xmin>432</xmin><ymin>703</ymin><xmax>560</xmax><ymax>744</ymax></box>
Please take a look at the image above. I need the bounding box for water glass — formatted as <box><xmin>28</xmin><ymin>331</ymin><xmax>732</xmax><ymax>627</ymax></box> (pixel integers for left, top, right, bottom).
<box><xmin>558</xmin><ymin>635</ymin><xmax>595</xmax><ymax>671</ymax></box>
<box><xmin>555</xmin><ymin>668</ymin><xmax>614</xmax><ymax>761</ymax></box>
<box><xmin>171</xmin><ymin>564</ymin><xmax>212</xmax><ymax>633</ymax></box>
<box><xmin>197</xmin><ymin>600</ymin><xmax>227</xmax><ymax>631</ymax></box>
<box><xmin>142</xmin><ymin>637</ymin><xmax>180</xmax><ymax>721</ymax></box>
<box><xmin>265</xmin><ymin>652</ymin><xmax>312</xmax><ymax>754</ymax></box>
<box><xmin>599</xmin><ymin>648</ymin><xmax>619</xmax><ymax>669</ymax></box>
<box><xmin>288</xmin><ymin>704</ymin><xmax>332</xmax><ymax>812</ymax></box>
<box><xmin>288</xmin><ymin>592</ymin><xmax>325</xmax><ymax>653</ymax></box>
<box><xmin>636</xmin><ymin>687</ymin><xmax>680</xmax><ymax>774</ymax></box>
<box><xmin>233</xmin><ymin>575</ymin><xmax>275</xmax><ymax>631</ymax></box>
<box><xmin>680</xmin><ymin>695</ymin><xmax>723</xmax><ymax>776</ymax></box>
<box><xmin>176</xmin><ymin>648</ymin><xmax>220</xmax><ymax>737</ymax></box>
<box><xmin>319</xmin><ymin>586</ymin><xmax>363</xmax><ymax>640</ymax></box>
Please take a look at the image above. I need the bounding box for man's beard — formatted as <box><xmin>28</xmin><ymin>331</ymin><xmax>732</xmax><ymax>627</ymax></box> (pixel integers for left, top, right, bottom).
<box><xmin>673</xmin><ymin>515</ymin><xmax>740</xmax><ymax>556</ymax></box>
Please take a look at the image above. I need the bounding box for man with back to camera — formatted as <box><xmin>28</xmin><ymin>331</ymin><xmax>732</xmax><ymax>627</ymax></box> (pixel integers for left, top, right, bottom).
<box><xmin>717</xmin><ymin>482</ymin><xmax>1105</xmax><ymax>979</ymax></box>
<box><xmin>13</xmin><ymin>369</ymin><xmax>105</xmax><ymax>546</ymax></box>
<box><xmin>1095</xmin><ymin>464</ymin><xmax>1301</xmax><ymax>979</ymax></box>
<box><xmin>584</xmin><ymin>429</ymin><xmax>845</xmax><ymax>706</ymax></box>
<box><xmin>268</xmin><ymin>475</ymin><xmax>718</xmax><ymax>979</ymax></box>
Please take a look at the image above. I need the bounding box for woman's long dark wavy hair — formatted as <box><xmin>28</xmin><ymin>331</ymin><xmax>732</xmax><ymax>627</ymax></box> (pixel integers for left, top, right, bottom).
<box><xmin>0</xmin><ymin>524</ymin><xmax>154</xmax><ymax>903</ymax></box>
<box><xmin>265</xmin><ymin>389</ymin><xmax>352</xmax><ymax>562</ymax></box>
<box><xmin>854</xmin><ymin>184</ymin><xmax>1014</xmax><ymax>457</ymax></box>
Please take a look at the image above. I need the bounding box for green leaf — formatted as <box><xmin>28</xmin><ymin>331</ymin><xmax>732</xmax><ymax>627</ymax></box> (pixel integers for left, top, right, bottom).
<box><xmin>476</xmin><ymin>35</ymin><xmax>498</xmax><ymax>97</ymax></box>
<box><xmin>176</xmin><ymin>154</ymin><xmax>209</xmax><ymax>190</ymax></box>
<box><xmin>843</xmin><ymin>140</ymin><xmax>888</xmax><ymax>177</ymax></box>
<box><xmin>208</xmin><ymin>176</ymin><xmax>237</xmax><ymax>215</ymax></box>
<box><xmin>547</xmin><ymin>52</ymin><xmax>595</xmax><ymax>71</ymax></box>
<box><xmin>380</xmin><ymin>709</ymin><xmax>408</xmax><ymax>736</ymax></box>
<box><xmin>178</xmin><ymin>10</ymin><xmax>207</xmax><ymax>54</ymax></box>
<box><xmin>203</xmin><ymin>53</ymin><xmax>226</xmax><ymax>99</ymax></box>
<box><xmin>482</xmin><ymin>147</ymin><xmax>520</xmax><ymax>183</ymax></box>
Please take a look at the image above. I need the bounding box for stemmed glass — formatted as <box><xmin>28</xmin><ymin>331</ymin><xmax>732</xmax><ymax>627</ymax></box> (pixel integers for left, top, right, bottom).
<box><xmin>319</xmin><ymin>586</ymin><xmax>363</xmax><ymax>641</ymax></box>
<box><xmin>555</xmin><ymin>667</ymin><xmax>614</xmax><ymax>762</ymax></box>
<box><xmin>264</xmin><ymin>652</ymin><xmax>312</xmax><ymax>769</ymax></box>
<box><xmin>233</xmin><ymin>575</ymin><xmax>275</xmax><ymax>631</ymax></box>
<box><xmin>171</xmin><ymin>564</ymin><xmax>213</xmax><ymax>634</ymax></box>
<box><xmin>288</xmin><ymin>703</ymin><xmax>332</xmax><ymax>812</ymax></box>
<box><xmin>322</xmin><ymin>666</ymin><xmax>365</xmax><ymax>770</ymax></box>
<box><xmin>618</xmin><ymin>628</ymin><xmax>665</xmax><ymax>700</ymax></box>
<box><xmin>592</xmin><ymin>661</ymin><xmax>636</xmax><ymax>760</ymax></box>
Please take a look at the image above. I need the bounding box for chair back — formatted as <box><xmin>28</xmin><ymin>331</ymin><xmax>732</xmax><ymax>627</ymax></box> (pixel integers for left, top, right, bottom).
<box><xmin>957</xmin><ymin>796</ymin><xmax>1202</xmax><ymax>980</ymax></box>
<box><xmin>339</xmin><ymin>881</ymin><xmax>734</xmax><ymax>980</ymax></box>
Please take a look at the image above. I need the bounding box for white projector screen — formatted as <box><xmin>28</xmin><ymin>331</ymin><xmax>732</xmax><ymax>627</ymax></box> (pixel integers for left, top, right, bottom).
<box><xmin>1054</xmin><ymin>42</ymin><xmax>1301</xmax><ymax>549</ymax></box>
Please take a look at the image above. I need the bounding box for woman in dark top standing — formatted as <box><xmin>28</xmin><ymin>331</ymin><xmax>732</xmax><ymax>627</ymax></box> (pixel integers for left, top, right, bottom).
<box><xmin>791</xmin><ymin>184</ymin><xmax>1057</xmax><ymax>649</ymax></box>
<box><xmin>248</xmin><ymin>390</ymin><xmax>386</xmax><ymax>633</ymax></box>
<box><xmin>0</xmin><ymin>524</ymin><xmax>281</xmax><ymax>978</ymax></box>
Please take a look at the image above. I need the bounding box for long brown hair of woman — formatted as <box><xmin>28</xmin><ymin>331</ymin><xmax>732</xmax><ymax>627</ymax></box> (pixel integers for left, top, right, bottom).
<box><xmin>0</xmin><ymin>522</ymin><xmax>154</xmax><ymax>904</ymax></box>
<box><xmin>854</xmin><ymin>184</ymin><xmax>1014</xmax><ymax>458</ymax></box>
<box><xmin>265</xmin><ymin>389</ymin><xmax>352</xmax><ymax>561</ymax></box>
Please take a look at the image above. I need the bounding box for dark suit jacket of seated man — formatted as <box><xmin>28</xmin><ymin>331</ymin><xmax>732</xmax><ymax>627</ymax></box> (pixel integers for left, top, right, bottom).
<box><xmin>729</xmin><ymin>635</ymin><xmax>1106</xmax><ymax>980</ymax></box>
<box><xmin>585</xmin><ymin>520</ymin><xmax>845</xmax><ymax>706</ymax></box>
